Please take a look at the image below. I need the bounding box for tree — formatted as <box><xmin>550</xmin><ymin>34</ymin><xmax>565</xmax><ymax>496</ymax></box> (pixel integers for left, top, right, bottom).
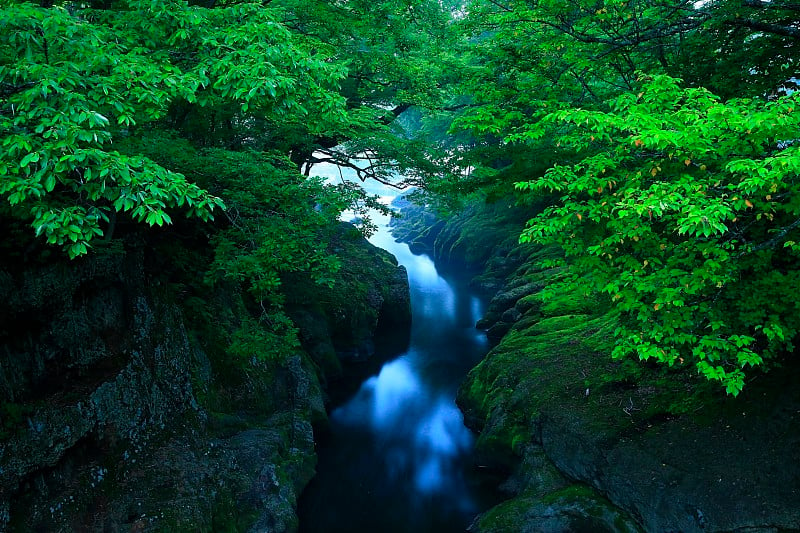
<box><xmin>268</xmin><ymin>0</ymin><xmax>465</xmax><ymax>187</ymax></box>
<box><xmin>0</xmin><ymin>0</ymin><xmax>345</xmax><ymax>257</ymax></box>
<box><xmin>437</xmin><ymin>0</ymin><xmax>800</xmax><ymax>392</ymax></box>
<box><xmin>514</xmin><ymin>75</ymin><xmax>800</xmax><ymax>395</ymax></box>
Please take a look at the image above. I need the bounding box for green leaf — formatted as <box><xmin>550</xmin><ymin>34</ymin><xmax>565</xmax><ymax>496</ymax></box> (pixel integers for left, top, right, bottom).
<box><xmin>20</xmin><ymin>152</ymin><xmax>40</xmax><ymax>167</ymax></box>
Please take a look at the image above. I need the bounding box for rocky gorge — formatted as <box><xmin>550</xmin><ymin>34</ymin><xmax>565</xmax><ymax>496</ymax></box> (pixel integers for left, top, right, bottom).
<box><xmin>391</xmin><ymin>197</ymin><xmax>800</xmax><ymax>532</ymax></box>
<box><xmin>3</xmin><ymin>187</ymin><xmax>799</xmax><ymax>533</ymax></box>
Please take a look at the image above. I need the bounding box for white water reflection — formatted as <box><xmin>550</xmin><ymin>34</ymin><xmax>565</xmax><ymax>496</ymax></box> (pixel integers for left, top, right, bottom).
<box><xmin>471</xmin><ymin>296</ymin><xmax>484</xmax><ymax>326</ymax></box>
<box><xmin>333</xmin><ymin>357</ymin><xmax>423</xmax><ymax>430</ymax></box>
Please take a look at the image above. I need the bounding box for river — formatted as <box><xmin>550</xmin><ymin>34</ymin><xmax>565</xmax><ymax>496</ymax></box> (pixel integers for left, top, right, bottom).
<box><xmin>297</xmin><ymin>178</ymin><xmax>499</xmax><ymax>532</ymax></box>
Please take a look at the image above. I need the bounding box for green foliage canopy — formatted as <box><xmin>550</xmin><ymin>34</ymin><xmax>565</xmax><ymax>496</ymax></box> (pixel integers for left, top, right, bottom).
<box><xmin>515</xmin><ymin>75</ymin><xmax>800</xmax><ymax>395</ymax></box>
<box><xmin>438</xmin><ymin>0</ymin><xmax>800</xmax><ymax>393</ymax></box>
<box><xmin>0</xmin><ymin>0</ymin><xmax>420</xmax><ymax>363</ymax></box>
<box><xmin>0</xmin><ymin>0</ymin><xmax>346</xmax><ymax>257</ymax></box>
<box><xmin>5</xmin><ymin>0</ymin><xmax>800</xmax><ymax>389</ymax></box>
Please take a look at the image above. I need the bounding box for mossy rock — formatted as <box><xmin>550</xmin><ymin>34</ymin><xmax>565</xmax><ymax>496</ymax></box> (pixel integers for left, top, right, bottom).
<box><xmin>473</xmin><ymin>484</ymin><xmax>643</xmax><ymax>533</ymax></box>
<box><xmin>285</xmin><ymin>222</ymin><xmax>411</xmax><ymax>368</ymax></box>
<box><xmin>463</xmin><ymin>263</ymin><xmax>800</xmax><ymax>531</ymax></box>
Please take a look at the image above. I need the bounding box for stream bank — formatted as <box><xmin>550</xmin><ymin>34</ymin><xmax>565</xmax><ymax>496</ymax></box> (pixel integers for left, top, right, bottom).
<box><xmin>392</xmin><ymin>196</ymin><xmax>800</xmax><ymax>532</ymax></box>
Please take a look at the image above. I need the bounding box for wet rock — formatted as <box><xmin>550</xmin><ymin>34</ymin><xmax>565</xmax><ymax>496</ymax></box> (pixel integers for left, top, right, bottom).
<box><xmin>472</xmin><ymin>484</ymin><xmax>643</xmax><ymax>533</ymax></box>
<box><xmin>476</xmin><ymin>283</ymin><xmax>544</xmax><ymax>333</ymax></box>
<box><xmin>288</xmin><ymin>308</ymin><xmax>342</xmax><ymax>381</ymax></box>
<box><xmin>408</xmin><ymin>240</ymin><xmax>431</xmax><ymax>255</ymax></box>
<box><xmin>485</xmin><ymin>322</ymin><xmax>513</xmax><ymax>342</ymax></box>
<box><xmin>501</xmin><ymin>308</ymin><xmax>522</xmax><ymax>323</ymax></box>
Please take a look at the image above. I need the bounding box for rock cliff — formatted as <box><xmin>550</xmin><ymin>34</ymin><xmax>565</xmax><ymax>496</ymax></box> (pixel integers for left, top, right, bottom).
<box><xmin>0</xmin><ymin>223</ymin><xmax>410</xmax><ymax>532</ymax></box>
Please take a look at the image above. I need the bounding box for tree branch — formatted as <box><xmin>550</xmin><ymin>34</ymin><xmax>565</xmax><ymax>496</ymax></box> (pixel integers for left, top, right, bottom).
<box><xmin>725</xmin><ymin>18</ymin><xmax>800</xmax><ymax>39</ymax></box>
<box><xmin>741</xmin><ymin>0</ymin><xmax>800</xmax><ymax>12</ymax></box>
<box><xmin>308</xmin><ymin>149</ymin><xmax>421</xmax><ymax>189</ymax></box>
<box><xmin>744</xmin><ymin>217</ymin><xmax>800</xmax><ymax>255</ymax></box>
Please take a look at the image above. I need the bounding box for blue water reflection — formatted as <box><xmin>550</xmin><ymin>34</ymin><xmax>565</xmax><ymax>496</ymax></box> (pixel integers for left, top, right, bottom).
<box><xmin>413</xmin><ymin>397</ymin><xmax>474</xmax><ymax>496</ymax></box>
<box><xmin>298</xmin><ymin>212</ymin><xmax>498</xmax><ymax>533</ymax></box>
<box><xmin>332</xmin><ymin>357</ymin><xmax>474</xmax><ymax>502</ymax></box>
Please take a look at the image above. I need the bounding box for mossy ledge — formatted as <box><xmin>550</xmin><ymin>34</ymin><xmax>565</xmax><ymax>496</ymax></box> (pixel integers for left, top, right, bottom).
<box><xmin>0</xmin><ymin>223</ymin><xmax>410</xmax><ymax>532</ymax></box>
<box><xmin>393</xmin><ymin>197</ymin><xmax>800</xmax><ymax>532</ymax></box>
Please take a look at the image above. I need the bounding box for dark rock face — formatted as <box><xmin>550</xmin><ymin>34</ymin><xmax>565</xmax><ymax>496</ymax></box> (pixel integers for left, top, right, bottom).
<box><xmin>1</xmin><ymin>253</ymin><xmax>194</xmax><ymax>487</ymax></box>
<box><xmin>459</xmin><ymin>253</ymin><xmax>800</xmax><ymax>533</ymax></box>
<box><xmin>0</xmin><ymin>249</ymin><xmax>315</xmax><ymax>532</ymax></box>
<box><xmin>473</xmin><ymin>482</ymin><xmax>643</xmax><ymax>533</ymax></box>
<box><xmin>461</xmin><ymin>304</ymin><xmax>800</xmax><ymax>532</ymax></box>
<box><xmin>0</xmin><ymin>226</ymin><xmax>411</xmax><ymax>532</ymax></box>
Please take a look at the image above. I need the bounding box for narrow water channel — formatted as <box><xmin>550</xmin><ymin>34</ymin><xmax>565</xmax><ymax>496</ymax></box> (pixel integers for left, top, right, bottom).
<box><xmin>298</xmin><ymin>205</ymin><xmax>499</xmax><ymax>532</ymax></box>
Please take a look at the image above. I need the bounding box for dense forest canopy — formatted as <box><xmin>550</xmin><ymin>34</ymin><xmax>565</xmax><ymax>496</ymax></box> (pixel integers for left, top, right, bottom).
<box><xmin>438</xmin><ymin>0</ymin><xmax>800</xmax><ymax>395</ymax></box>
<box><xmin>1</xmin><ymin>0</ymin><xmax>799</xmax><ymax>394</ymax></box>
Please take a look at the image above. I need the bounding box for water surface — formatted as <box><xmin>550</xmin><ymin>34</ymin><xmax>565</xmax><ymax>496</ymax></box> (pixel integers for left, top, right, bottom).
<box><xmin>298</xmin><ymin>209</ymin><xmax>498</xmax><ymax>532</ymax></box>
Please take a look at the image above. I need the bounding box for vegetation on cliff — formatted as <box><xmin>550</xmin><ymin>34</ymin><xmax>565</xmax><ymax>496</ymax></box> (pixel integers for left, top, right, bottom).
<box><xmin>0</xmin><ymin>0</ymin><xmax>450</xmax><ymax>367</ymax></box>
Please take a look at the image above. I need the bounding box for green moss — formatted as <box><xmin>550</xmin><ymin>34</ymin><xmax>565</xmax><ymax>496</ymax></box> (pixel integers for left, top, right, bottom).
<box><xmin>541</xmin><ymin>291</ymin><xmax>603</xmax><ymax>317</ymax></box>
<box><xmin>0</xmin><ymin>402</ymin><xmax>30</xmax><ymax>438</ymax></box>
<box><xmin>538</xmin><ymin>483</ymin><xmax>598</xmax><ymax>505</ymax></box>
<box><xmin>476</xmin><ymin>419</ymin><xmax>528</xmax><ymax>461</ymax></box>
<box><xmin>475</xmin><ymin>494</ymin><xmax>535</xmax><ymax>531</ymax></box>
<box><xmin>514</xmin><ymin>293</ymin><xmax>542</xmax><ymax>313</ymax></box>
<box><xmin>210</xmin><ymin>489</ymin><xmax>260</xmax><ymax>533</ymax></box>
<box><xmin>206</xmin><ymin>412</ymin><xmax>252</xmax><ymax>438</ymax></box>
<box><xmin>475</xmin><ymin>484</ymin><xmax>643</xmax><ymax>533</ymax></box>
<box><xmin>521</xmin><ymin>314</ymin><xmax>592</xmax><ymax>336</ymax></box>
